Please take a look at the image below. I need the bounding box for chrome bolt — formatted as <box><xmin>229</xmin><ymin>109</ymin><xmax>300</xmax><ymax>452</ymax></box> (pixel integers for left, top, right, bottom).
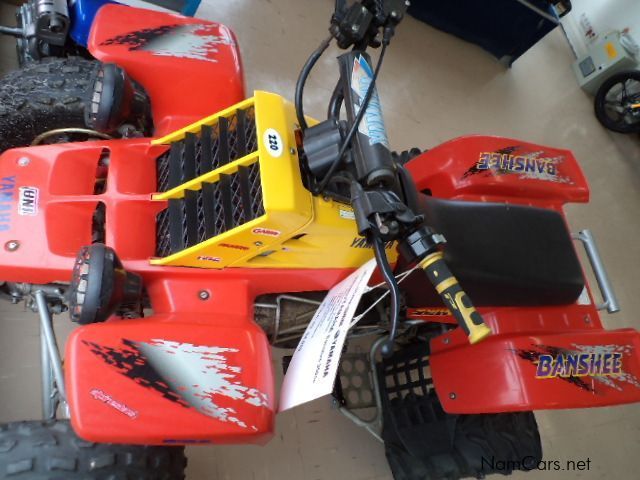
<box><xmin>198</xmin><ymin>290</ymin><xmax>210</xmax><ymax>300</ymax></box>
<box><xmin>449</xmin><ymin>392</ymin><xmax>456</xmax><ymax>400</ymax></box>
<box><xmin>442</xmin><ymin>337</ymin><xmax>450</xmax><ymax>344</ymax></box>
<box><xmin>17</xmin><ymin>157</ymin><xmax>30</xmax><ymax>167</ymax></box>
<box><xmin>351</xmin><ymin>24</ymin><xmax>359</xmax><ymax>32</ymax></box>
<box><xmin>254</xmin><ymin>241</ymin><xmax>263</xmax><ymax>247</ymax></box>
<box><xmin>4</xmin><ymin>240</ymin><xmax>19</xmax><ymax>252</ymax></box>
<box><xmin>584</xmin><ymin>315</ymin><xmax>591</xmax><ymax>323</ymax></box>
<box><xmin>289</xmin><ymin>147</ymin><xmax>296</xmax><ymax>155</ymax></box>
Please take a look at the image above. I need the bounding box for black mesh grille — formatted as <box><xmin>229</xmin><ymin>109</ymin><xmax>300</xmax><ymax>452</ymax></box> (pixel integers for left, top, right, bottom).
<box><xmin>155</xmin><ymin>106</ymin><xmax>257</xmax><ymax>193</ymax></box>
<box><xmin>155</xmin><ymin>160</ymin><xmax>265</xmax><ymax>258</ymax></box>
<box><xmin>155</xmin><ymin>106</ymin><xmax>263</xmax><ymax>258</ymax></box>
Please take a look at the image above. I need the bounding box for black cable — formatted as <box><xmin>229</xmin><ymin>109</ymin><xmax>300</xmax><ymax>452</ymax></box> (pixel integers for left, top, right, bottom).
<box><xmin>295</xmin><ymin>35</ymin><xmax>333</xmax><ymax>132</ymax></box>
<box><xmin>312</xmin><ymin>42</ymin><xmax>388</xmax><ymax>194</ymax></box>
<box><xmin>327</xmin><ymin>79</ymin><xmax>344</xmax><ymax>121</ymax></box>
<box><xmin>372</xmin><ymin>234</ymin><xmax>401</xmax><ymax>357</ymax></box>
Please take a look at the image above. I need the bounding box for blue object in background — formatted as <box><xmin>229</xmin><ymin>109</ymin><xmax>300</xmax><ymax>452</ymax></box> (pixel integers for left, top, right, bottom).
<box><xmin>69</xmin><ymin>0</ymin><xmax>118</xmax><ymax>47</ymax></box>
<box><xmin>407</xmin><ymin>0</ymin><xmax>559</xmax><ymax>66</ymax></box>
<box><xmin>68</xmin><ymin>0</ymin><xmax>202</xmax><ymax>47</ymax></box>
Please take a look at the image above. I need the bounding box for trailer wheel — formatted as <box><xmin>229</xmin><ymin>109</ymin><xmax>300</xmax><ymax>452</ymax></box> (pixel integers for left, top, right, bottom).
<box><xmin>0</xmin><ymin>57</ymin><xmax>99</xmax><ymax>153</ymax></box>
<box><xmin>0</xmin><ymin>420</ymin><xmax>187</xmax><ymax>479</ymax></box>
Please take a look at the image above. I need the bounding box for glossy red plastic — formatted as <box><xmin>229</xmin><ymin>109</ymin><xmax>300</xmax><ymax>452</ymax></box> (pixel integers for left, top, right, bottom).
<box><xmin>1</xmin><ymin>4</ymin><xmax>639</xmax><ymax>443</ymax></box>
<box><xmin>406</xmin><ymin>136</ymin><xmax>640</xmax><ymax>413</ymax></box>
<box><xmin>88</xmin><ymin>5</ymin><xmax>245</xmax><ymax>136</ymax></box>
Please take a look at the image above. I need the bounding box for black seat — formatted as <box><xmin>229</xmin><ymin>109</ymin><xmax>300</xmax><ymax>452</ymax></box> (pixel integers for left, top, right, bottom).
<box><xmin>400</xmin><ymin>196</ymin><xmax>585</xmax><ymax>307</ymax></box>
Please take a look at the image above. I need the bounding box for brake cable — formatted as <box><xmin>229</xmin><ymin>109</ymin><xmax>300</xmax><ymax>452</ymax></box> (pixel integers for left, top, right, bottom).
<box><xmin>295</xmin><ymin>35</ymin><xmax>333</xmax><ymax>132</ymax></box>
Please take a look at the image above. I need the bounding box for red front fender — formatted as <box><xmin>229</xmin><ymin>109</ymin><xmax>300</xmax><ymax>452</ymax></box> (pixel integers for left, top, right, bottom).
<box><xmin>88</xmin><ymin>5</ymin><xmax>245</xmax><ymax>136</ymax></box>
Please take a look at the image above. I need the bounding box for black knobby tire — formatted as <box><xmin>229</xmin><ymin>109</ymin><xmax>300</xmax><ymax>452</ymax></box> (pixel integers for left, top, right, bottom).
<box><xmin>594</xmin><ymin>70</ymin><xmax>640</xmax><ymax>134</ymax></box>
<box><xmin>392</xmin><ymin>148</ymin><xmax>423</xmax><ymax>165</ymax></box>
<box><xmin>0</xmin><ymin>421</ymin><xmax>187</xmax><ymax>480</ymax></box>
<box><xmin>385</xmin><ymin>408</ymin><xmax>542</xmax><ymax>480</ymax></box>
<box><xmin>0</xmin><ymin>57</ymin><xmax>99</xmax><ymax>153</ymax></box>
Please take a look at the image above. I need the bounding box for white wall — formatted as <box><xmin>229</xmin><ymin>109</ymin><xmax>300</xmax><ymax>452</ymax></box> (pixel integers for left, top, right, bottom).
<box><xmin>561</xmin><ymin>0</ymin><xmax>640</xmax><ymax>57</ymax></box>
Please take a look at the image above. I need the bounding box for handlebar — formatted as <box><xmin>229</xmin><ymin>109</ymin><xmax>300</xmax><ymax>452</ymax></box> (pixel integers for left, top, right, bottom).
<box><xmin>299</xmin><ymin>0</ymin><xmax>492</xmax><ymax>351</ymax></box>
<box><xmin>418</xmin><ymin>252</ymin><xmax>492</xmax><ymax>344</ymax></box>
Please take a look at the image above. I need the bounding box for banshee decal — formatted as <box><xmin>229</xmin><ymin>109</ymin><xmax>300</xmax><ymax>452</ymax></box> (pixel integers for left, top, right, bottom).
<box><xmin>101</xmin><ymin>24</ymin><xmax>234</xmax><ymax>63</ymax></box>
<box><xmin>514</xmin><ymin>343</ymin><xmax>640</xmax><ymax>393</ymax></box>
<box><xmin>462</xmin><ymin>145</ymin><xmax>573</xmax><ymax>184</ymax></box>
<box><xmin>84</xmin><ymin>339</ymin><xmax>269</xmax><ymax>430</ymax></box>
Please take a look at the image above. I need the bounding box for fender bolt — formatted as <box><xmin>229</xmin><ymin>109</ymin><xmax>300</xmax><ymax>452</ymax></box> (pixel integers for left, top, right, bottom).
<box><xmin>289</xmin><ymin>147</ymin><xmax>296</xmax><ymax>155</ymax></box>
<box><xmin>449</xmin><ymin>392</ymin><xmax>456</xmax><ymax>400</ymax></box>
<box><xmin>17</xmin><ymin>157</ymin><xmax>30</xmax><ymax>167</ymax></box>
<box><xmin>254</xmin><ymin>241</ymin><xmax>263</xmax><ymax>247</ymax></box>
<box><xmin>198</xmin><ymin>290</ymin><xmax>210</xmax><ymax>300</ymax></box>
<box><xmin>442</xmin><ymin>337</ymin><xmax>450</xmax><ymax>344</ymax></box>
<box><xmin>584</xmin><ymin>315</ymin><xmax>591</xmax><ymax>323</ymax></box>
<box><xmin>4</xmin><ymin>240</ymin><xmax>19</xmax><ymax>252</ymax></box>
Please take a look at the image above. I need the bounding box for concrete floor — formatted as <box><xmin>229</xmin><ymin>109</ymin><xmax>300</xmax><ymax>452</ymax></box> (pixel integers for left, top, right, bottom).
<box><xmin>1</xmin><ymin>1</ymin><xmax>640</xmax><ymax>479</ymax></box>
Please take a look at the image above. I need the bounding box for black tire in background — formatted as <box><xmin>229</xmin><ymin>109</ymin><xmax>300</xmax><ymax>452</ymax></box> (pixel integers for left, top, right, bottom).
<box><xmin>594</xmin><ymin>70</ymin><xmax>640</xmax><ymax>134</ymax></box>
<box><xmin>0</xmin><ymin>420</ymin><xmax>187</xmax><ymax>480</ymax></box>
<box><xmin>385</xmin><ymin>402</ymin><xmax>542</xmax><ymax>480</ymax></box>
<box><xmin>0</xmin><ymin>57</ymin><xmax>99</xmax><ymax>153</ymax></box>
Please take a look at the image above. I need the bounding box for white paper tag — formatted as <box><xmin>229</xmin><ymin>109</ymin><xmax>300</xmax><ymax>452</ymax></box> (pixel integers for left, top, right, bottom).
<box><xmin>278</xmin><ymin>259</ymin><xmax>377</xmax><ymax>412</ymax></box>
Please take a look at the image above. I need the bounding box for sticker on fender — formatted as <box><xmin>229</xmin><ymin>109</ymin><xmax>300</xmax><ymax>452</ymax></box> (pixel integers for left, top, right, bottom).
<box><xmin>279</xmin><ymin>259</ymin><xmax>376</xmax><ymax>411</ymax></box>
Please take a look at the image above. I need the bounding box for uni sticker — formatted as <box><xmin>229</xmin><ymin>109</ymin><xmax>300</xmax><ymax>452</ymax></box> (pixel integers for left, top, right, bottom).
<box><xmin>263</xmin><ymin>128</ymin><xmax>283</xmax><ymax>158</ymax></box>
<box><xmin>18</xmin><ymin>186</ymin><xmax>39</xmax><ymax>216</ymax></box>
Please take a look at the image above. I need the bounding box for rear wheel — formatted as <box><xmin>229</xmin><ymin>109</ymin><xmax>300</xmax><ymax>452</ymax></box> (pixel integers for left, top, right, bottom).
<box><xmin>385</xmin><ymin>402</ymin><xmax>542</xmax><ymax>480</ymax></box>
<box><xmin>379</xmin><ymin>341</ymin><xmax>542</xmax><ymax>480</ymax></box>
<box><xmin>594</xmin><ymin>70</ymin><xmax>640</xmax><ymax>134</ymax></box>
<box><xmin>0</xmin><ymin>57</ymin><xmax>100</xmax><ymax>153</ymax></box>
<box><xmin>0</xmin><ymin>420</ymin><xmax>187</xmax><ymax>480</ymax></box>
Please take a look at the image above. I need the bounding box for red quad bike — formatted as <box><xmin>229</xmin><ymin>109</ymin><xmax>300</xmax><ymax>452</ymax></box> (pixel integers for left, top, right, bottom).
<box><xmin>1</xmin><ymin>1</ymin><xmax>640</xmax><ymax>479</ymax></box>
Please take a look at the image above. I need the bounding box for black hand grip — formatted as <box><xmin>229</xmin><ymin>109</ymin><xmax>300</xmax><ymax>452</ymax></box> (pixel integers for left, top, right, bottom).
<box><xmin>418</xmin><ymin>252</ymin><xmax>492</xmax><ymax>344</ymax></box>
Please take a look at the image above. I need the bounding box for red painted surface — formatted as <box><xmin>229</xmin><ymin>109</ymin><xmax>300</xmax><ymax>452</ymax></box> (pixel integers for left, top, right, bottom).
<box><xmin>428</xmin><ymin>326</ymin><xmax>640</xmax><ymax>414</ymax></box>
<box><xmin>88</xmin><ymin>5</ymin><xmax>245</xmax><ymax>136</ymax></box>
<box><xmin>406</xmin><ymin>136</ymin><xmax>640</xmax><ymax>413</ymax></box>
<box><xmin>1</xmin><ymin>10</ymin><xmax>639</xmax><ymax>443</ymax></box>
<box><xmin>406</xmin><ymin>135</ymin><xmax>590</xmax><ymax>206</ymax></box>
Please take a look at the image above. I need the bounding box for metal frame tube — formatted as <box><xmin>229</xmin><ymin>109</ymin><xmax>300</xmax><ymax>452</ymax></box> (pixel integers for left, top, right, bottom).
<box><xmin>573</xmin><ymin>230</ymin><xmax>620</xmax><ymax>313</ymax></box>
<box><xmin>337</xmin><ymin>336</ymin><xmax>387</xmax><ymax>442</ymax></box>
<box><xmin>0</xmin><ymin>25</ymin><xmax>24</xmax><ymax>37</ymax></box>
<box><xmin>35</xmin><ymin>290</ymin><xmax>67</xmax><ymax>403</ymax></box>
<box><xmin>40</xmin><ymin>331</ymin><xmax>56</xmax><ymax>420</ymax></box>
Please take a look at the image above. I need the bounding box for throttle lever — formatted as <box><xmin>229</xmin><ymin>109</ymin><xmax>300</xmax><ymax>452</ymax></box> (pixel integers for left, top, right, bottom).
<box><xmin>418</xmin><ymin>252</ymin><xmax>492</xmax><ymax>344</ymax></box>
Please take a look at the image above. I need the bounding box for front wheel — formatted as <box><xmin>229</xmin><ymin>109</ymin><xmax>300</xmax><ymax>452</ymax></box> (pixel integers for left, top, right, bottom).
<box><xmin>0</xmin><ymin>421</ymin><xmax>187</xmax><ymax>480</ymax></box>
<box><xmin>594</xmin><ymin>70</ymin><xmax>640</xmax><ymax>134</ymax></box>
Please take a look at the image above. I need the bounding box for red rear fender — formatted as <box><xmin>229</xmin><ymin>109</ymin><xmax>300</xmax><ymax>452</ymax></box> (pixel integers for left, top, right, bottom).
<box><xmin>407</xmin><ymin>135</ymin><xmax>589</xmax><ymax>206</ymax></box>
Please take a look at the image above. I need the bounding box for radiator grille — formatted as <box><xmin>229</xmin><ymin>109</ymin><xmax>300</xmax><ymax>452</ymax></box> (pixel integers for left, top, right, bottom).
<box><xmin>155</xmin><ymin>107</ymin><xmax>257</xmax><ymax>193</ymax></box>
<box><xmin>154</xmin><ymin>106</ymin><xmax>264</xmax><ymax>258</ymax></box>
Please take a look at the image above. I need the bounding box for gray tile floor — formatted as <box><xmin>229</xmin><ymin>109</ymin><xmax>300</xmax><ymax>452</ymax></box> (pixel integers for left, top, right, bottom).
<box><xmin>1</xmin><ymin>1</ymin><xmax>640</xmax><ymax>479</ymax></box>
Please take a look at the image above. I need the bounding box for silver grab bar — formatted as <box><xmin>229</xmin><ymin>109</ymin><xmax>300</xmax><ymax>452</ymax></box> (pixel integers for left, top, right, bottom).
<box><xmin>572</xmin><ymin>230</ymin><xmax>620</xmax><ymax>313</ymax></box>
